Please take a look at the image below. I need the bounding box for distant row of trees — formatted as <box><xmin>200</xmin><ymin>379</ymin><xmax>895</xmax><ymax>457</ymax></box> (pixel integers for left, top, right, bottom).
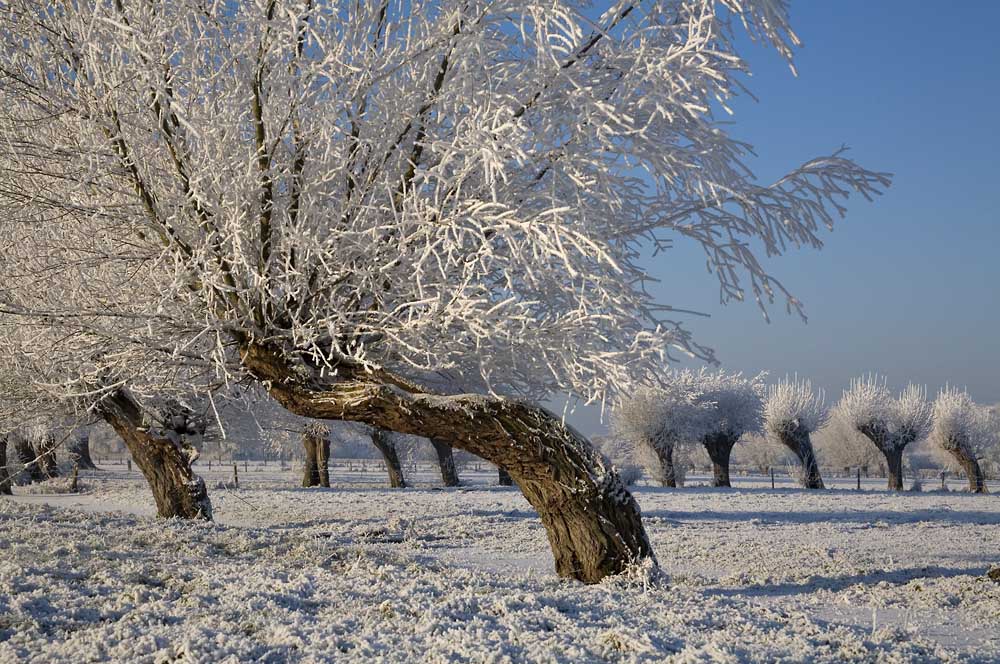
<box><xmin>612</xmin><ymin>371</ymin><xmax>997</xmax><ymax>493</ymax></box>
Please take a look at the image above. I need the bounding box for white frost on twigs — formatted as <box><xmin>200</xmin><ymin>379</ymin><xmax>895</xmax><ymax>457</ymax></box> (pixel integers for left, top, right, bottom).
<box><xmin>930</xmin><ymin>386</ymin><xmax>998</xmax><ymax>461</ymax></box>
<box><xmin>0</xmin><ymin>0</ymin><xmax>889</xmax><ymax>410</ymax></box>
<box><xmin>836</xmin><ymin>375</ymin><xmax>932</xmax><ymax>452</ymax></box>
<box><xmin>764</xmin><ymin>376</ymin><xmax>828</xmax><ymax>437</ymax></box>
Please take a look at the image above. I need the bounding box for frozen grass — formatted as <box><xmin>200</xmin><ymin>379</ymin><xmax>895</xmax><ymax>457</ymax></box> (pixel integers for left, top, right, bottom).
<box><xmin>1</xmin><ymin>466</ymin><xmax>998</xmax><ymax>662</ymax></box>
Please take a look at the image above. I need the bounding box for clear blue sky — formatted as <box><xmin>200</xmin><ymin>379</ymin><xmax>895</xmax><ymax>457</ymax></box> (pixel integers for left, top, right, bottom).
<box><xmin>568</xmin><ymin>0</ymin><xmax>1000</xmax><ymax>434</ymax></box>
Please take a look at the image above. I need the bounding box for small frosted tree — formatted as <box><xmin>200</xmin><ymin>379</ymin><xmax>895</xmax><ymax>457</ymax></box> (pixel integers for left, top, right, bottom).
<box><xmin>813</xmin><ymin>413</ymin><xmax>882</xmax><ymax>475</ymax></box>
<box><xmin>697</xmin><ymin>371</ymin><xmax>766</xmax><ymax>487</ymax></box>
<box><xmin>763</xmin><ymin>378</ymin><xmax>828</xmax><ymax>489</ymax></box>
<box><xmin>837</xmin><ymin>376</ymin><xmax>932</xmax><ymax>491</ymax></box>
<box><xmin>931</xmin><ymin>387</ymin><xmax>996</xmax><ymax>493</ymax></box>
<box><xmin>613</xmin><ymin>374</ymin><xmax>707</xmax><ymax>488</ymax></box>
<box><xmin>734</xmin><ymin>434</ymin><xmax>795</xmax><ymax>477</ymax></box>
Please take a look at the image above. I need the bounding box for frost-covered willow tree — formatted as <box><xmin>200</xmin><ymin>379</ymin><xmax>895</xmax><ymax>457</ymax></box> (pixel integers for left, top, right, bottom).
<box><xmin>613</xmin><ymin>373</ymin><xmax>707</xmax><ymax>487</ymax></box>
<box><xmin>931</xmin><ymin>387</ymin><xmax>996</xmax><ymax>494</ymax></box>
<box><xmin>697</xmin><ymin>371</ymin><xmax>765</xmax><ymax>487</ymax></box>
<box><xmin>837</xmin><ymin>376</ymin><xmax>932</xmax><ymax>491</ymax></box>
<box><xmin>0</xmin><ymin>292</ymin><xmax>216</xmax><ymax>519</ymax></box>
<box><xmin>763</xmin><ymin>377</ymin><xmax>828</xmax><ymax>489</ymax></box>
<box><xmin>0</xmin><ymin>1</ymin><xmax>889</xmax><ymax>581</ymax></box>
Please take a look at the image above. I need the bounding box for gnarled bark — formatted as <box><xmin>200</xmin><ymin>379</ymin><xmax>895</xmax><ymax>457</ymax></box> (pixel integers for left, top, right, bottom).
<box><xmin>69</xmin><ymin>432</ymin><xmax>99</xmax><ymax>470</ymax></box>
<box><xmin>430</xmin><ymin>438</ymin><xmax>460</xmax><ymax>486</ymax></box>
<box><xmin>0</xmin><ymin>436</ymin><xmax>12</xmax><ymax>495</ymax></box>
<box><xmin>301</xmin><ymin>425</ymin><xmax>331</xmax><ymax>487</ymax></box>
<box><xmin>96</xmin><ymin>390</ymin><xmax>212</xmax><ymax>520</ymax></box>
<box><xmin>15</xmin><ymin>434</ymin><xmax>43</xmax><ymax>483</ymax></box>
<box><xmin>370</xmin><ymin>428</ymin><xmax>406</xmax><ymax>488</ymax></box>
<box><xmin>773</xmin><ymin>425</ymin><xmax>824</xmax><ymax>489</ymax></box>
<box><xmin>702</xmin><ymin>432</ymin><xmax>739</xmax><ymax>488</ymax></box>
<box><xmin>241</xmin><ymin>343</ymin><xmax>654</xmax><ymax>583</ymax></box>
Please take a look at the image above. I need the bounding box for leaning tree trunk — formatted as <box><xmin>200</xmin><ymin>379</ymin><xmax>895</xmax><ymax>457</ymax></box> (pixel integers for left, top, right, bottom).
<box><xmin>241</xmin><ymin>343</ymin><xmax>654</xmax><ymax>583</ymax></box>
<box><xmin>96</xmin><ymin>390</ymin><xmax>212</xmax><ymax>520</ymax></box>
<box><xmin>950</xmin><ymin>448</ymin><xmax>988</xmax><ymax>494</ymax></box>
<box><xmin>36</xmin><ymin>434</ymin><xmax>60</xmax><ymax>479</ymax></box>
<box><xmin>0</xmin><ymin>436</ymin><xmax>12</xmax><ymax>495</ymax></box>
<box><xmin>430</xmin><ymin>438</ymin><xmax>460</xmax><ymax>487</ymax></box>
<box><xmin>774</xmin><ymin>425</ymin><xmax>824</xmax><ymax>489</ymax></box>
<box><xmin>370</xmin><ymin>428</ymin><xmax>406</xmax><ymax>488</ymax></box>
<box><xmin>68</xmin><ymin>433</ymin><xmax>99</xmax><ymax>470</ymax></box>
<box><xmin>702</xmin><ymin>432</ymin><xmax>740</xmax><ymax>488</ymax></box>
<box><xmin>15</xmin><ymin>435</ymin><xmax>44</xmax><ymax>483</ymax></box>
<box><xmin>497</xmin><ymin>467</ymin><xmax>513</xmax><ymax>486</ymax></box>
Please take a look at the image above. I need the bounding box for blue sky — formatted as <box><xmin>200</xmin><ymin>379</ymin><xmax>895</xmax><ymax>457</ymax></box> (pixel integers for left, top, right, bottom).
<box><xmin>569</xmin><ymin>0</ymin><xmax>1000</xmax><ymax>434</ymax></box>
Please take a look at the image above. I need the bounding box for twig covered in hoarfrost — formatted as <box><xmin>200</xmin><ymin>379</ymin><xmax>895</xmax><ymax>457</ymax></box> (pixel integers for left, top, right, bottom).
<box><xmin>0</xmin><ymin>0</ymin><xmax>889</xmax><ymax>408</ymax></box>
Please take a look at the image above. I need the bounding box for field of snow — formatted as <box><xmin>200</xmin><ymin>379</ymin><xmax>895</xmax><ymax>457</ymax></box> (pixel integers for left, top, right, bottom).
<box><xmin>2</xmin><ymin>465</ymin><xmax>999</xmax><ymax>662</ymax></box>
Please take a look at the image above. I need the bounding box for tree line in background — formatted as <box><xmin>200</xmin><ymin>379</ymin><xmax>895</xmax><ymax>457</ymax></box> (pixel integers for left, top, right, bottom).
<box><xmin>6</xmin><ymin>371</ymin><xmax>995</xmax><ymax>503</ymax></box>
<box><xmin>611</xmin><ymin>372</ymin><xmax>999</xmax><ymax>494</ymax></box>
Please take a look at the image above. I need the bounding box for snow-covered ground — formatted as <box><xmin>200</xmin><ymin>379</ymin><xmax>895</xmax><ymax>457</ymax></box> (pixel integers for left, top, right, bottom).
<box><xmin>2</xmin><ymin>466</ymin><xmax>998</xmax><ymax>662</ymax></box>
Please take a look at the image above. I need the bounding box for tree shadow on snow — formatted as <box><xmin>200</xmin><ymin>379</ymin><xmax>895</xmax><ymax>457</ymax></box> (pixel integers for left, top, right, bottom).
<box><xmin>706</xmin><ymin>565</ymin><xmax>987</xmax><ymax>598</ymax></box>
<box><xmin>641</xmin><ymin>508</ymin><xmax>1000</xmax><ymax>526</ymax></box>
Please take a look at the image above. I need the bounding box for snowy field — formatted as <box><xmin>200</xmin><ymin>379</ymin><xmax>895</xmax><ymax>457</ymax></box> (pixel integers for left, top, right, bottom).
<box><xmin>2</xmin><ymin>465</ymin><xmax>999</xmax><ymax>663</ymax></box>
